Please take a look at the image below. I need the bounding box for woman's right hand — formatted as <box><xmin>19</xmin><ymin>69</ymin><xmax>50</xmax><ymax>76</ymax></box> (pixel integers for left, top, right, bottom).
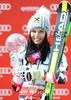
<box><xmin>11</xmin><ymin>75</ymin><xmax>23</xmax><ymax>92</ymax></box>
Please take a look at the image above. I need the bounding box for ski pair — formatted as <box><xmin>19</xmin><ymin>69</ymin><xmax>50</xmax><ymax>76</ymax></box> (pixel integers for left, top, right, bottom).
<box><xmin>44</xmin><ymin>1</ymin><xmax>71</xmax><ymax>100</ymax></box>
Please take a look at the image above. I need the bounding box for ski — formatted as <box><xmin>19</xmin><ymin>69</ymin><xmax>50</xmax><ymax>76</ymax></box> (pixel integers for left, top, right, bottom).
<box><xmin>44</xmin><ymin>1</ymin><xmax>71</xmax><ymax>100</ymax></box>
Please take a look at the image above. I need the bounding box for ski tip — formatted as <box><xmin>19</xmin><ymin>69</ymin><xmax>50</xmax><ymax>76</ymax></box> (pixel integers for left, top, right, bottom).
<box><xmin>57</xmin><ymin>0</ymin><xmax>71</xmax><ymax>12</ymax></box>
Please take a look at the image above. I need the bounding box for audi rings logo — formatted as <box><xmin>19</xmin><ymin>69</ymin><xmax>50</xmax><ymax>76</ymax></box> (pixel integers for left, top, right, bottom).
<box><xmin>51</xmin><ymin>25</ymin><xmax>55</xmax><ymax>35</ymax></box>
<box><xmin>0</xmin><ymin>67</ymin><xmax>12</xmax><ymax>75</ymax></box>
<box><xmin>0</xmin><ymin>46</ymin><xmax>8</xmax><ymax>53</ymax></box>
<box><xmin>0</xmin><ymin>3</ymin><xmax>11</xmax><ymax>13</ymax></box>
<box><xmin>22</xmin><ymin>25</ymin><xmax>28</xmax><ymax>35</ymax></box>
<box><xmin>64</xmin><ymin>46</ymin><xmax>68</xmax><ymax>53</ymax></box>
<box><xmin>50</xmin><ymin>4</ymin><xmax>58</xmax><ymax>14</ymax></box>
<box><xmin>0</xmin><ymin>24</ymin><xmax>12</xmax><ymax>32</ymax></box>
<box><xmin>53</xmin><ymin>88</ymin><xmax>70</xmax><ymax>96</ymax></box>
<box><xmin>0</xmin><ymin>89</ymin><xmax>12</xmax><ymax>96</ymax></box>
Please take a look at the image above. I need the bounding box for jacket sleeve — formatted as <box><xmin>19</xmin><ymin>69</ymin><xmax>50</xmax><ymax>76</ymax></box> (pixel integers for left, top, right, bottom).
<box><xmin>43</xmin><ymin>54</ymin><xmax>68</xmax><ymax>84</ymax></box>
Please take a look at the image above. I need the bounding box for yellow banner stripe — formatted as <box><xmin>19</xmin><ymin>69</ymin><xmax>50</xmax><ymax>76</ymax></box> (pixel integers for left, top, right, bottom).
<box><xmin>49</xmin><ymin>52</ymin><xmax>58</xmax><ymax>72</ymax></box>
<box><xmin>62</xmin><ymin>1</ymin><xmax>67</xmax><ymax>12</ymax></box>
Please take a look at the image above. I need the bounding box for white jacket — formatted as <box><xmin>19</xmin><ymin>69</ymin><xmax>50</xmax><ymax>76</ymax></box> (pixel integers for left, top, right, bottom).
<box><xmin>11</xmin><ymin>51</ymin><xmax>68</xmax><ymax>95</ymax></box>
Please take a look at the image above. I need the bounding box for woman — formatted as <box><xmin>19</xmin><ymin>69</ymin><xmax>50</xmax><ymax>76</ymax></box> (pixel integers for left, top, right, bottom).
<box><xmin>11</xmin><ymin>6</ymin><xmax>68</xmax><ymax>100</ymax></box>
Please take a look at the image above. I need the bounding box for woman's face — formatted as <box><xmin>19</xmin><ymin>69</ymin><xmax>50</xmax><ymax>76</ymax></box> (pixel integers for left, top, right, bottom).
<box><xmin>30</xmin><ymin>28</ymin><xmax>46</xmax><ymax>45</ymax></box>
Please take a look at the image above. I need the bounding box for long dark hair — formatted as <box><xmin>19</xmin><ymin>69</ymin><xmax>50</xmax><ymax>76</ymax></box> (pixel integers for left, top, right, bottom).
<box><xmin>25</xmin><ymin>34</ymin><xmax>50</xmax><ymax>64</ymax></box>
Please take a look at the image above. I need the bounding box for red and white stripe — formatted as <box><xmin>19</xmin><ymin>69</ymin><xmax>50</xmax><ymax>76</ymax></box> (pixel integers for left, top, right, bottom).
<box><xmin>43</xmin><ymin>72</ymin><xmax>57</xmax><ymax>84</ymax></box>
